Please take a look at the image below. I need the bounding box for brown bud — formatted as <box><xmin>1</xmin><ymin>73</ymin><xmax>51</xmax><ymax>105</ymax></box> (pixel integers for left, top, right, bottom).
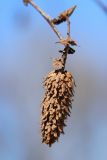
<box><xmin>52</xmin><ymin>5</ymin><xmax>77</xmax><ymax>25</ymax></box>
<box><xmin>23</xmin><ymin>0</ymin><xmax>30</xmax><ymax>6</ymax></box>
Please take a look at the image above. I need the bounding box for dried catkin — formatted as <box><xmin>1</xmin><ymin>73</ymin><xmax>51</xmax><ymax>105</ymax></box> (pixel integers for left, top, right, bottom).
<box><xmin>41</xmin><ymin>70</ymin><xmax>75</xmax><ymax>146</ymax></box>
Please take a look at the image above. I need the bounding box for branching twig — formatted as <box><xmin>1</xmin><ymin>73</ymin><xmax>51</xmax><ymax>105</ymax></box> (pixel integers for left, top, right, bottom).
<box><xmin>25</xmin><ymin>0</ymin><xmax>63</xmax><ymax>39</ymax></box>
<box><xmin>23</xmin><ymin>0</ymin><xmax>77</xmax><ymax>70</ymax></box>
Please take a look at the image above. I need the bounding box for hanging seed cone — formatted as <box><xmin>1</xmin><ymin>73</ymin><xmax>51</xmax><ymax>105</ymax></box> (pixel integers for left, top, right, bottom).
<box><xmin>41</xmin><ymin>70</ymin><xmax>75</xmax><ymax>147</ymax></box>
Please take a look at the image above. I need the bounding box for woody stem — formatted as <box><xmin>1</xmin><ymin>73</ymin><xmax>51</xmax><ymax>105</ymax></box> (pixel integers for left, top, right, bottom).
<box><xmin>29</xmin><ymin>0</ymin><xmax>63</xmax><ymax>40</ymax></box>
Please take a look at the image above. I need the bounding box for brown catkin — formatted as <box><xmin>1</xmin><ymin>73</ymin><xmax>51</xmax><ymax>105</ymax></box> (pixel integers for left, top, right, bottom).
<box><xmin>41</xmin><ymin>70</ymin><xmax>75</xmax><ymax>146</ymax></box>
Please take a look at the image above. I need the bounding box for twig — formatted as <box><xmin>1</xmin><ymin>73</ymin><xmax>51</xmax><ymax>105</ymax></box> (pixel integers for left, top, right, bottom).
<box><xmin>93</xmin><ymin>0</ymin><xmax>107</xmax><ymax>14</ymax></box>
<box><xmin>23</xmin><ymin>0</ymin><xmax>77</xmax><ymax>70</ymax></box>
<box><xmin>61</xmin><ymin>18</ymin><xmax>76</xmax><ymax>70</ymax></box>
<box><xmin>28</xmin><ymin>0</ymin><xmax>63</xmax><ymax>40</ymax></box>
<box><xmin>61</xmin><ymin>18</ymin><xmax>70</xmax><ymax>70</ymax></box>
<box><xmin>67</xmin><ymin>18</ymin><xmax>71</xmax><ymax>37</ymax></box>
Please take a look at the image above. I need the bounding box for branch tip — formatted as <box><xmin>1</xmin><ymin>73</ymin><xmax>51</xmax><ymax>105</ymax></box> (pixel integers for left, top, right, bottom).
<box><xmin>23</xmin><ymin>0</ymin><xmax>77</xmax><ymax>70</ymax></box>
<box><xmin>52</xmin><ymin>5</ymin><xmax>77</xmax><ymax>25</ymax></box>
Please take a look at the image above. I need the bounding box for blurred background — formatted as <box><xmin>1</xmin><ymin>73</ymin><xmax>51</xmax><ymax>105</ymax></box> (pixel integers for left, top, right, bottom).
<box><xmin>0</xmin><ymin>0</ymin><xmax>107</xmax><ymax>160</ymax></box>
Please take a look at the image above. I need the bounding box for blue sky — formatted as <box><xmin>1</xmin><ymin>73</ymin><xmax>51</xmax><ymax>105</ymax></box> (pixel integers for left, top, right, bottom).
<box><xmin>0</xmin><ymin>1</ymin><xmax>107</xmax><ymax>160</ymax></box>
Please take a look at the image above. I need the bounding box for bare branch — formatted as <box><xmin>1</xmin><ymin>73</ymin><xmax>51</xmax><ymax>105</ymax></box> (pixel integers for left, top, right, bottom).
<box><xmin>67</xmin><ymin>18</ymin><xmax>71</xmax><ymax>37</ymax></box>
<box><xmin>23</xmin><ymin>0</ymin><xmax>77</xmax><ymax>71</ymax></box>
<box><xmin>25</xmin><ymin>0</ymin><xmax>63</xmax><ymax>40</ymax></box>
<box><xmin>93</xmin><ymin>0</ymin><xmax>107</xmax><ymax>14</ymax></box>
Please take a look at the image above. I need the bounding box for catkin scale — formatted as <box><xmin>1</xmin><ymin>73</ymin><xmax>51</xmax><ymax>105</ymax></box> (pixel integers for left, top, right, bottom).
<box><xmin>41</xmin><ymin>70</ymin><xmax>75</xmax><ymax>146</ymax></box>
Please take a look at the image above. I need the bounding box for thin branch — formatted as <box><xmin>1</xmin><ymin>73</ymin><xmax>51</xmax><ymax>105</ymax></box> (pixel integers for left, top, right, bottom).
<box><xmin>23</xmin><ymin>0</ymin><xmax>77</xmax><ymax>71</ymax></box>
<box><xmin>60</xmin><ymin>18</ymin><xmax>76</xmax><ymax>70</ymax></box>
<box><xmin>61</xmin><ymin>46</ymin><xmax>69</xmax><ymax>70</ymax></box>
<box><xmin>67</xmin><ymin>18</ymin><xmax>71</xmax><ymax>37</ymax></box>
<box><xmin>93</xmin><ymin>0</ymin><xmax>107</xmax><ymax>14</ymax></box>
<box><xmin>29</xmin><ymin>0</ymin><xmax>63</xmax><ymax>40</ymax></box>
<box><xmin>61</xmin><ymin>19</ymin><xmax>70</xmax><ymax>70</ymax></box>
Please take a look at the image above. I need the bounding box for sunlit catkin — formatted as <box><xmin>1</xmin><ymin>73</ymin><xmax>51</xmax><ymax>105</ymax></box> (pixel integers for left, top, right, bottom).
<box><xmin>41</xmin><ymin>70</ymin><xmax>75</xmax><ymax>146</ymax></box>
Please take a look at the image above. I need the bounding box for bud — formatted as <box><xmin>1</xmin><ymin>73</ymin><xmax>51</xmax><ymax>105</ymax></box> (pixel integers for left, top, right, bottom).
<box><xmin>52</xmin><ymin>5</ymin><xmax>77</xmax><ymax>25</ymax></box>
<box><xmin>23</xmin><ymin>0</ymin><xmax>30</xmax><ymax>6</ymax></box>
<box><xmin>41</xmin><ymin>70</ymin><xmax>75</xmax><ymax>146</ymax></box>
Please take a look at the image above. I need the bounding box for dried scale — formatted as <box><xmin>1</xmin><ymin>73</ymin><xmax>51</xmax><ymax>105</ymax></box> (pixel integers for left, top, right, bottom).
<box><xmin>41</xmin><ymin>56</ymin><xmax>76</xmax><ymax>146</ymax></box>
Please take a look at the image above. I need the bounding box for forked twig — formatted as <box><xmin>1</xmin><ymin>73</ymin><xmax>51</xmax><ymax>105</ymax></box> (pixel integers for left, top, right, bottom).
<box><xmin>25</xmin><ymin>0</ymin><xmax>63</xmax><ymax>39</ymax></box>
<box><xmin>23</xmin><ymin>0</ymin><xmax>76</xmax><ymax>41</ymax></box>
<box><xmin>23</xmin><ymin>0</ymin><xmax>77</xmax><ymax>69</ymax></box>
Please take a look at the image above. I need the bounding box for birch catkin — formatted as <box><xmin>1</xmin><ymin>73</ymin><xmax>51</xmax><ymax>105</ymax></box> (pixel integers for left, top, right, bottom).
<box><xmin>41</xmin><ymin>70</ymin><xmax>75</xmax><ymax>146</ymax></box>
<box><xmin>23</xmin><ymin>0</ymin><xmax>77</xmax><ymax>147</ymax></box>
